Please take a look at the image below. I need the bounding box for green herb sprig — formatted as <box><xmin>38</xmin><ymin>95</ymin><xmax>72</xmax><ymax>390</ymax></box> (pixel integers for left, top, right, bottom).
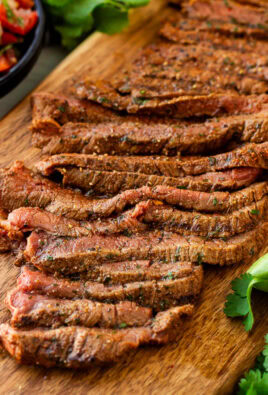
<box><xmin>42</xmin><ymin>0</ymin><xmax>150</xmax><ymax>48</ymax></box>
<box><xmin>224</xmin><ymin>253</ymin><xmax>268</xmax><ymax>331</ymax></box>
<box><xmin>238</xmin><ymin>334</ymin><xmax>268</xmax><ymax>395</ymax></box>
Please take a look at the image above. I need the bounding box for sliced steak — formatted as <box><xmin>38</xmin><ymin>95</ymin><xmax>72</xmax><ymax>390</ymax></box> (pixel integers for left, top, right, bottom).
<box><xmin>182</xmin><ymin>0</ymin><xmax>267</xmax><ymax>27</ymax></box>
<box><xmin>32</xmin><ymin>114</ymin><xmax>268</xmax><ymax>157</ymax></box>
<box><xmin>136</xmin><ymin>197</ymin><xmax>268</xmax><ymax>238</ymax></box>
<box><xmin>31</xmin><ymin>94</ymin><xmax>268</xmax><ymax>156</ymax></box>
<box><xmin>35</xmin><ymin>148</ymin><xmax>268</xmax><ymax>194</ymax></box>
<box><xmin>0</xmin><ymin>305</ymin><xmax>193</xmax><ymax>367</ymax></box>
<box><xmin>7</xmin><ymin>207</ymin><xmax>147</xmax><ymax>238</ymax></box>
<box><xmin>1</xmin><ymin>163</ymin><xmax>268</xmax><ymax>216</ymax></box>
<box><xmin>23</xmin><ymin>221</ymin><xmax>267</xmax><ymax>272</ymax></box>
<box><xmin>75</xmin><ymin>79</ymin><xmax>268</xmax><ymax>118</ymax></box>
<box><xmin>7</xmin><ymin>288</ymin><xmax>152</xmax><ymax>329</ymax></box>
<box><xmin>35</xmin><ymin>143</ymin><xmax>268</xmax><ymax>178</ymax></box>
<box><xmin>7</xmin><ymin>196</ymin><xmax>268</xmax><ymax>239</ymax></box>
<box><xmin>30</xmin><ymin>92</ymin><xmax>120</xmax><ymax>134</ymax></box>
<box><xmin>18</xmin><ymin>262</ymin><xmax>199</xmax><ymax>287</ymax></box>
<box><xmin>40</xmin><ymin>166</ymin><xmax>262</xmax><ymax>194</ymax></box>
<box><xmin>17</xmin><ymin>266</ymin><xmax>202</xmax><ymax>310</ymax></box>
<box><xmin>160</xmin><ymin>19</ymin><xmax>268</xmax><ymax>44</ymax></box>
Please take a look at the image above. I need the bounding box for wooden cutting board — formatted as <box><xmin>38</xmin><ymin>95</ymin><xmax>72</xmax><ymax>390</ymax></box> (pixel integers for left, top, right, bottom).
<box><xmin>0</xmin><ymin>1</ymin><xmax>267</xmax><ymax>393</ymax></box>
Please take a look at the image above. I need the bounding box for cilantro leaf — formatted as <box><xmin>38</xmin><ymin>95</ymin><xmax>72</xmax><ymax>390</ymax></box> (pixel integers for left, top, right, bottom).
<box><xmin>93</xmin><ymin>5</ymin><xmax>129</xmax><ymax>34</ymax></box>
<box><xmin>42</xmin><ymin>0</ymin><xmax>150</xmax><ymax>48</ymax></box>
<box><xmin>238</xmin><ymin>370</ymin><xmax>268</xmax><ymax>395</ymax></box>
<box><xmin>224</xmin><ymin>253</ymin><xmax>268</xmax><ymax>331</ymax></box>
<box><xmin>264</xmin><ymin>335</ymin><xmax>268</xmax><ymax>373</ymax></box>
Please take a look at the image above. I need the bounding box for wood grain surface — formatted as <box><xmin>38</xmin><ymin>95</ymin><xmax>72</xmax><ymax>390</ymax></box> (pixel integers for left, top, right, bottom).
<box><xmin>0</xmin><ymin>1</ymin><xmax>267</xmax><ymax>394</ymax></box>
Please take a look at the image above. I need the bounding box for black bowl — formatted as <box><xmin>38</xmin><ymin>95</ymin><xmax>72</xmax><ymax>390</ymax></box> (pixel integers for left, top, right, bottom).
<box><xmin>0</xmin><ymin>0</ymin><xmax>46</xmax><ymax>98</ymax></box>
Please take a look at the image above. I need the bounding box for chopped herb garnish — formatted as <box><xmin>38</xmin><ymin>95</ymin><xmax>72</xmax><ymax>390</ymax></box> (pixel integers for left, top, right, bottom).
<box><xmin>209</xmin><ymin>157</ymin><xmax>216</xmax><ymax>166</ymax></box>
<box><xmin>175</xmin><ymin>246</ymin><xmax>181</xmax><ymax>260</ymax></box>
<box><xmin>197</xmin><ymin>253</ymin><xmax>204</xmax><ymax>265</ymax></box>
<box><xmin>213</xmin><ymin>198</ymin><xmax>218</xmax><ymax>206</ymax></box>
<box><xmin>58</xmin><ymin>106</ymin><xmax>66</xmax><ymax>113</ymax></box>
<box><xmin>47</xmin><ymin>256</ymin><xmax>54</xmax><ymax>261</ymax></box>
<box><xmin>251</xmin><ymin>209</ymin><xmax>260</xmax><ymax>215</ymax></box>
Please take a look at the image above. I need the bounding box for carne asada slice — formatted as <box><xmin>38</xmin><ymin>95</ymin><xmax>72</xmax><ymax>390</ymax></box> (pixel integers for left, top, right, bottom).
<box><xmin>32</xmin><ymin>110</ymin><xmax>268</xmax><ymax>156</ymax></box>
<box><xmin>75</xmin><ymin>78</ymin><xmax>268</xmax><ymax>118</ymax></box>
<box><xmin>35</xmin><ymin>143</ymin><xmax>268</xmax><ymax>178</ymax></box>
<box><xmin>30</xmin><ymin>92</ymin><xmax>120</xmax><ymax>134</ymax></box>
<box><xmin>39</xmin><ymin>166</ymin><xmax>263</xmax><ymax>194</ymax></box>
<box><xmin>0</xmin><ymin>305</ymin><xmax>194</xmax><ymax>367</ymax></box>
<box><xmin>182</xmin><ymin>0</ymin><xmax>268</xmax><ymax>27</ymax></box>
<box><xmin>160</xmin><ymin>18</ymin><xmax>268</xmax><ymax>44</ymax></box>
<box><xmin>16</xmin><ymin>266</ymin><xmax>201</xmax><ymax>310</ymax></box>
<box><xmin>6</xmin><ymin>207</ymin><xmax>147</xmax><ymax>238</ymax></box>
<box><xmin>135</xmin><ymin>198</ymin><xmax>268</xmax><ymax>238</ymax></box>
<box><xmin>18</xmin><ymin>261</ymin><xmax>200</xmax><ymax>287</ymax></box>
<box><xmin>35</xmin><ymin>147</ymin><xmax>268</xmax><ymax>194</ymax></box>
<box><xmin>7</xmin><ymin>195</ymin><xmax>268</xmax><ymax>239</ymax></box>
<box><xmin>116</xmin><ymin>52</ymin><xmax>268</xmax><ymax>100</ymax></box>
<box><xmin>6</xmin><ymin>289</ymin><xmax>152</xmax><ymax>329</ymax></box>
<box><xmin>23</xmin><ymin>222</ymin><xmax>267</xmax><ymax>272</ymax></box>
<box><xmin>1</xmin><ymin>162</ymin><xmax>267</xmax><ymax>216</ymax></box>
<box><xmin>233</xmin><ymin>0</ymin><xmax>268</xmax><ymax>7</ymax></box>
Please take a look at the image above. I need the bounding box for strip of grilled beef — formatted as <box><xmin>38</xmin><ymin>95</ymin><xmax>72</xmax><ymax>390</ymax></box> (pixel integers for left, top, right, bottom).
<box><xmin>75</xmin><ymin>78</ymin><xmax>268</xmax><ymax>118</ymax></box>
<box><xmin>35</xmin><ymin>149</ymin><xmax>267</xmax><ymax>194</ymax></box>
<box><xmin>0</xmin><ymin>209</ymin><xmax>24</xmax><ymax>252</ymax></box>
<box><xmin>76</xmin><ymin>40</ymin><xmax>268</xmax><ymax>103</ymax></box>
<box><xmin>23</xmin><ymin>222</ymin><xmax>267</xmax><ymax>272</ymax></box>
<box><xmin>233</xmin><ymin>0</ymin><xmax>268</xmax><ymax>7</ymax></box>
<box><xmin>31</xmin><ymin>93</ymin><xmax>268</xmax><ymax>156</ymax></box>
<box><xmin>182</xmin><ymin>0</ymin><xmax>267</xmax><ymax>27</ymax></box>
<box><xmin>6</xmin><ymin>288</ymin><xmax>152</xmax><ymax>329</ymax></box>
<box><xmin>17</xmin><ymin>266</ymin><xmax>202</xmax><ymax>310</ymax></box>
<box><xmin>6</xmin><ymin>207</ymin><xmax>147</xmax><ymax>238</ymax></box>
<box><xmin>0</xmin><ymin>305</ymin><xmax>193</xmax><ymax>368</ymax></box>
<box><xmin>1</xmin><ymin>163</ymin><xmax>267</xmax><ymax>216</ymax></box>
<box><xmin>35</xmin><ymin>143</ymin><xmax>268</xmax><ymax>178</ymax></box>
<box><xmin>160</xmin><ymin>18</ymin><xmax>268</xmax><ymax>44</ymax></box>
<box><xmin>38</xmin><ymin>166</ymin><xmax>262</xmax><ymax>194</ymax></box>
<box><xmin>32</xmin><ymin>115</ymin><xmax>268</xmax><ymax>157</ymax></box>
<box><xmin>6</xmin><ymin>195</ymin><xmax>268</xmax><ymax>239</ymax></box>
<box><xmin>19</xmin><ymin>261</ymin><xmax>199</xmax><ymax>285</ymax></box>
<box><xmin>115</xmin><ymin>41</ymin><xmax>268</xmax><ymax>79</ymax></box>
<box><xmin>115</xmin><ymin>54</ymin><xmax>268</xmax><ymax>100</ymax></box>
<box><xmin>30</xmin><ymin>92</ymin><xmax>120</xmax><ymax>134</ymax></box>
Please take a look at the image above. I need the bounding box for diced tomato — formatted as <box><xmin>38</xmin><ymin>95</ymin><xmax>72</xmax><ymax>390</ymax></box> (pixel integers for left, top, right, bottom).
<box><xmin>0</xmin><ymin>53</ymin><xmax>12</xmax><ymax>72</ymax></box>
<box><xmin>1</xmin><ymin>31</ymin><xmax>18</xmax><ymax>45</ymax></box>
<box><xmin>0</xmin><ymin>4</ymin><xmax>38</xmax><ymax>36</ymax></box>
<box><xmin>16</xmin><ymin>0</ymin><xmax>34</xmax><ymax>9</ymax></box>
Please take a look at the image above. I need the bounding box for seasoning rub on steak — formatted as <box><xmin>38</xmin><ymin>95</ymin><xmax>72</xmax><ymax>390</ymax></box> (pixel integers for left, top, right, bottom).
<box><xmin>31</xmin><ymin>93</ymin><xmax>268</xmax><ymax>156</ymax></box>
<box><xmin>16</xmin><ymin>265</ymin><xmax>203</xmax><ymax>310</ymax></box>
<box><xmin>0</xmin><ymin>305</ymin><xmax>194</xmax><ymax>368</ymax></box>
<box><xmin>34</xmin><ymin>146</ymin><xmax>268</xmax><ymax>194</ymax></box>
<box><xmin>6</xmin><ymin>289</ymin><xmax>153</xmax><ymax>329</ymax></box>
<box><xmin>1</xmin><ymin>162</ymin><xmax>267</xmax><ymax>217</ymax></box>
<box><xmin>76</xmin><ymin>78</ymin><xmax>268</xmax><ymax>118</ymax></box>
<box><xmin>34</xmin><ymin>143</ymin><xmax>268</xmax><ymax>178</ymax></box>
<box><xmin>22</xmin><ymin>222</ymin><xmax>267</xmax><ymax>273</ymax></box>
<box><xmin>160</xmin><ymin>18</ymin><xmax>268</xmax><ymax>44</ymax></box>
<box><xmin>5</xmin><ymin>194</ymin><xmax>268</xmax><ymax>239</ymax></box>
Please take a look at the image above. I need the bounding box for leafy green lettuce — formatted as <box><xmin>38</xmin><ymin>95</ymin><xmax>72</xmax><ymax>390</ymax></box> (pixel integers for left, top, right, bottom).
<box><xmin>42</xmin><ymin>0</ymin><xmax>150</xmax><ymax>48</ymax></box>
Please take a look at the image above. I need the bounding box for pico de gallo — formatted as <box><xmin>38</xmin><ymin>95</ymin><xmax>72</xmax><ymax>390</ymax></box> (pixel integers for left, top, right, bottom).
<box><xmin>0</xmin><ymin>0</ymin><xmax>38</xmax><ymax>73</ymax></box>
